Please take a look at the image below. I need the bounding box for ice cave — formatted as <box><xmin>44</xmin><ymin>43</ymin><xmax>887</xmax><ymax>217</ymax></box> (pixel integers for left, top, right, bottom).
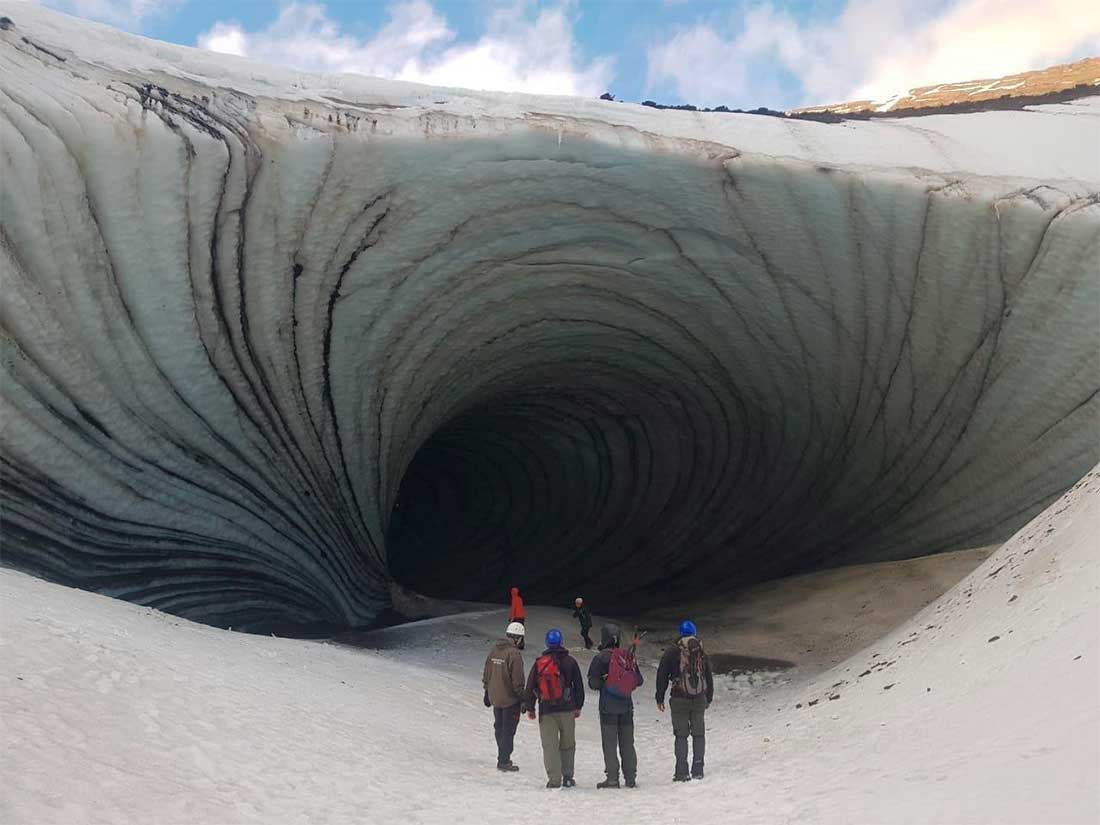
<box><xmin>2</xmin><ymin>8</ymin><xmax>1098</xmax><ymax>635</ymax></box>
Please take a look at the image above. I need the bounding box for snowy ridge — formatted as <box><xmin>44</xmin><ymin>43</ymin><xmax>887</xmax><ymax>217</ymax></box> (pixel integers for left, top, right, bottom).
<box><xmin>1</xmin><ymin>3</ymin><xmax>1098</xmax><ymax>181</ymax></box>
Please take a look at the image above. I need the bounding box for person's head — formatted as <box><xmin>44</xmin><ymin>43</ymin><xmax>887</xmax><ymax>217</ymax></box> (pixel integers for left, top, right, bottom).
<box><xmin>574</xmin><ymin>597</ymin><xmax>583</xmax><ymax>607</ymax></box>
<box><xmin>679</xmin><ymin>619</ymin><xmax>697</xmax><ymax>638</ymax></box>
<box><xmin>545</xmin><ymin>628</ymin><xmax>563</xmax><ymax>649</ymax></box>
<box><xmin>599</xmin><ymin>623</ymin><xmax>621</xmax><ymax>650</ymax></box>
<box><xmin>511</xmin><ymin>586</ymin><xmax>519</xmax><ymax>597</ymax></box>
<box><xmin>506</xmin><ymin>622</ymin><xmax>525</xmax><ymax>645</ymax></box>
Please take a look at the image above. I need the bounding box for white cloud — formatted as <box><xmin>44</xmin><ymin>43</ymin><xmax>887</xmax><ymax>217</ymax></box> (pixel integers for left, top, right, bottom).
<box><xmin>196</xmin><ymin>1</ymin><xmax>614</xmax><ymax>97</ymax></box>
<box><xmin>196</xmin><ymin>21</ymin><xmax>247</xmax><ymax>57</ymax></box>
<box><xmin>30</xmin><ymin>0</ymin><xmax>177</xmax><ymax>29</ymax></box>
<box><xmin>647</xmin><ymin>0</ymin><xmax>1100</xmax><ymax>109</ymax></box>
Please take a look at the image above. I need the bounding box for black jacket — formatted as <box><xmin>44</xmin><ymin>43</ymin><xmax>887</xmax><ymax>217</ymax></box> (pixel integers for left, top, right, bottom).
<box><xmin>655</xmin><ymin>638</ymin><xmax>714</xmax><ymax>704</ymax></box>
<box><xmin>586</xmin><ymin>624</ymin><xmax>643</xmax><ymax>716</ymax></box>
<box><xmin>572</xmin><ymin>605</ymin><xmax>592</xmax><ymax>630</ymax></box>
<box><xmin>525</xmin><ymin>648</ymin><xmax>586</xmax><ymax>717</ymax></box>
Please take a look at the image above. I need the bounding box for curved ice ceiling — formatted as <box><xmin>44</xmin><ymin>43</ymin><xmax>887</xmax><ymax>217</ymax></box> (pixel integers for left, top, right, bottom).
<box><xmin>1</xmin><ymin>7</ymin><xmax>1097</xmax><ymax>630</ymax></box>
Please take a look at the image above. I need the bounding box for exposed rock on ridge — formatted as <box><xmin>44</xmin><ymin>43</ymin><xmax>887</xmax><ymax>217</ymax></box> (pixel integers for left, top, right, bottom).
<box><xmin>793</xmin><ymin>56</ymin><xmax>1100</xmax><ymax>116</ymax></box>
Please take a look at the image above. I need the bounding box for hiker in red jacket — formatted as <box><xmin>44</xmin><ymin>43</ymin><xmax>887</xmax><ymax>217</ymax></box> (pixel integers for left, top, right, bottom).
<box><xmin>509</xmin><ymin>587</ymin><xmax>526</xmax><ymax>649</ymax></box>
<box><xmin>524</xmin><ymin>628</ymin><xmax>585</xmax><ymax>788</ymax></box>
<box><xmin>509</xmin><ymin>586</ymin><xmax>526</xmax><ymax>623</ymax></box>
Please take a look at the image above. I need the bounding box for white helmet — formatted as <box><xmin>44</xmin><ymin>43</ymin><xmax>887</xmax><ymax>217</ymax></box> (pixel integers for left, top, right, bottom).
<box><xmin>506</xmin><ymin>622</ymin><xmax>525</xmax><ymax>637</ymax></box>
<box><xmin>575</xmin><ymin>597</ymin><xmax>583</xmax><ymax>605</ymax></box>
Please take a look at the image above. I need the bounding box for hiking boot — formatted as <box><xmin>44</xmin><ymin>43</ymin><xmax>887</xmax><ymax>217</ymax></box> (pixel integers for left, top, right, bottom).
<box><xmin>546</xmin><ymin>780</ymin><xmax>561</xmax><ymax>789</ymax></box>
<box><xmin>625</xmin><ymin>778</ymin><xmax>637</xmax><ymax>788</ymax></box>
<box><xmin>562</xmin><ymin>777</ymin><xmax>576</xmax><ymax>788</ymax></box>
<box><xmin>673</xmin><ymin>773</ymin><xmax>692</xmax><ymax>782</ymax></box>
<box><xmin>496</xmin><ymin>763</ymin><xmax>519</xmax><ymax>772</ymax></box>
<box><xmin>597</xmin><ymin>778</ymin><xmax>620</xmax><ymax>789</ymax></box>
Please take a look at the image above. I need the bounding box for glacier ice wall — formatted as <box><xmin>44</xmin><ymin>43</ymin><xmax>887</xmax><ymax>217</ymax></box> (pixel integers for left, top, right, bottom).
<box><xmin>1</xmin><ymin>7</ymin><xmax>1098</xmax><ymax>629</ymax></box>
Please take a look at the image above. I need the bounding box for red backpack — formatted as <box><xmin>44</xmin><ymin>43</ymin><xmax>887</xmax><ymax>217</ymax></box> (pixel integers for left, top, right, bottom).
<box><xmin>535</xmin><ymin>655</ymin><xmax>563</xmax><ymax>702</ymax></box>
<box><xmin>605</xmin><ymin>647</ymin><xmax>640</xmax><ymax>698</ymax></box>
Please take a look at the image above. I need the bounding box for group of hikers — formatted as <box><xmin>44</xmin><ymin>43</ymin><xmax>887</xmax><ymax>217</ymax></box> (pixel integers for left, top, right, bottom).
<box><xmin>482</xmin><ymin>589</ymin><xmax>714</xmax><ymax>789</ymax></box>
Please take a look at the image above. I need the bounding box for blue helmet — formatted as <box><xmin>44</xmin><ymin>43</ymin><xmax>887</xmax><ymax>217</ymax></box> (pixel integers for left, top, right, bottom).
<box><xmin>545</xmin><ymin>628</ymin><xmax>563</xmax><ymax>648</ymax></box>
<box><xmin>679</xmin><ymin>620</ymin><xmax>697</xmax><ymax>638</ymax></box>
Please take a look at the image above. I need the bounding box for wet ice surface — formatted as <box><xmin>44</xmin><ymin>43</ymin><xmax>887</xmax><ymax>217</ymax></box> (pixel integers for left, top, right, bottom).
<box><xmin>717</xmin><ymin>669</ymin><xmax>794</xmax><ymax>698</ymax></box>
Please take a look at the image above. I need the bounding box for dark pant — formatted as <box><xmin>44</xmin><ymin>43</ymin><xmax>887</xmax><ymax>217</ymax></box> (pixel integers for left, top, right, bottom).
<box><xmin>599</xmin><ymin>712</ymin><xmax>637</xmax><ymax>782</ymax></box>
<box><xmin>670</xmin><ymin>695</ymin><xmax>707</xmax><ymax>776</ymax></box>
<box><xmin>580</xmin><ymin>627</ymin><xmax>593</xmax><ymax>649</ymax></box>
<box><xmin>493</xmin><ymin>704</ymin><xmax>521</xmax><ymax>765</ymax></box>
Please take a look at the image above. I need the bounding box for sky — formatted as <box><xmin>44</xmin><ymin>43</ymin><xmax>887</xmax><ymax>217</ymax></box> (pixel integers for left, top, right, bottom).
<box><xmin>25</xmin><ymin>0</ymin><xmax>1100</xmax><ymax>109</ymax></box>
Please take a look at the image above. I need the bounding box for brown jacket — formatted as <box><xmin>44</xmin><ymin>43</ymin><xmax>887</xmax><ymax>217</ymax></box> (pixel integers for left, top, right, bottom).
<box><xmin>483</xmin><ymin>638</ymin><xmax>525</xmax><ymax>708</ymax></box>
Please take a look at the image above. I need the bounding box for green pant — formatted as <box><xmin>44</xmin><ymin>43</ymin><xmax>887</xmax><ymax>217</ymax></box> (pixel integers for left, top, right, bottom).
<box><xmin>539</xmin><ymin>711</ymin><xmax>576</xmax><ymax>784</ymax></box>
<box><xmin>670</xmin><ymin>695</ymin><xmax>707</xmax><ymax>776</ymax></box>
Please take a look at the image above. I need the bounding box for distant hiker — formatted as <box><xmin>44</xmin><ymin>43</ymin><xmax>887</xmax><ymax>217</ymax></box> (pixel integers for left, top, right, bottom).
<box><xmin>524</xmin><ymin>628</ymin><xmax>586</xmax><ymax>789</ymax></box>
<box><xmin>483</xmin><ymin>622</ymin><xmax>527</xmax><ymax>772</ymax></box>
<box><xmin>509</xmin><ymin>587</ymin><xmax>526</xmax><ymax>648</ymax></box>
<box><xmin>655</xmin><ymin>619</ymin><xmax>714</xmax><ymax>781</ymax></box>
<box><xmin>509</xmin><ymin>586</ymin><xmax>526</xmax><ymax>623</ymax></box>
<box><xmin>572</xmin><ymin>597</ymin><xmax>593</xmax><ymax>650</ymax></box>
<box><xmin>587</xmin><ymin>623</ymin><xmax>644</xmax><ymax>789</ymax></box>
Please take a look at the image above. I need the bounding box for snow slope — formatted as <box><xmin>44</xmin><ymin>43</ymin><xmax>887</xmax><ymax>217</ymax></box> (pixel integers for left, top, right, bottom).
<box><xmin>631</xmin><ymin>544</ymin><xmax>996</xmax><ymax>671</ymax></box>
<box><xmin>3</xmin><ymin>467</ymin><xmax>1097</xmax><ymax>824</ymax></box>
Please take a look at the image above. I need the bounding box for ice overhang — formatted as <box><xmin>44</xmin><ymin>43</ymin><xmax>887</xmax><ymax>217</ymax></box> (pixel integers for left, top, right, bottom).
<box><xmin>1</xmin><ymin>6</ymin><xmax>1097</xmax><ymax>630</ymax></box>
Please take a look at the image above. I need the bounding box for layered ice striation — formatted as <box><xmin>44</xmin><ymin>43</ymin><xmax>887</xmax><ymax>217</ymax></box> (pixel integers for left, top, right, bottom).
<box><xmin>1</xmin><ymin>6</ymin><xmax>1098</xmax><ymax>630</ymax></box>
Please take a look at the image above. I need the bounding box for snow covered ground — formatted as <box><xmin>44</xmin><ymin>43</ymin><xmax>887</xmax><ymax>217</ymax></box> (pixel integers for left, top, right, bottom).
<box><xmin>3</xmin><ymin>467</ymin><xmax>1097</xmax><ymax>824</ymax></box>
<box><xmin>630</xmin><ymin>545</ymin><xmax>996</xmax><ymax>673</ymax></box>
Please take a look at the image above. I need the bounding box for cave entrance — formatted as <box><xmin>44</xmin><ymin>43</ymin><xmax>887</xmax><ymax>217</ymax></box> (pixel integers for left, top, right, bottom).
<box><xmin>385</xmin><ymin>367</ymin><xmax>737</xmax><ymax>615</ymax></box>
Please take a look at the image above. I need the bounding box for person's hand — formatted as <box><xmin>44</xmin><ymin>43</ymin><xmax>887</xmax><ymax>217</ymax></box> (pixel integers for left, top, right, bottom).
<box><xmin>528</xmin><ymin>711</ymin><xmax>536</xmax><ymax>721</ymax></box>
<box><xmin>657</xmin><ymin>702</ymin><xmax>665</xmax><ymax>712</ymax></box>
<box><xmin>573</xmin><ymin>710</ymin><xmax>581</xmax><ymax>719</ymax></box>
<box><xmin>483</xmin><ymin>691</ymin><xmax>491</xmax><ymax>708</ymax></box>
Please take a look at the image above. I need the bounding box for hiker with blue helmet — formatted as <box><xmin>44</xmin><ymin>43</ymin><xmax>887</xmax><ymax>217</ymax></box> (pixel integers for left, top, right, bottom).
<box><xmin>524</xmin><ymin>628</ymin><xmax>585</xmax><ymax>788</ymax></box>
<box><xmin>656</xmin><ymin>619</ymin><xmax>714</xmax><ymax>781</ymax></box>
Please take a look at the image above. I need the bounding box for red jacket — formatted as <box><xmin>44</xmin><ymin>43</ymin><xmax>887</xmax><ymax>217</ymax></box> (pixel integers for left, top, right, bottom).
<box><xmin>509</xmin><ymin>587</ymin><xmax>525</xmax><ymax>621</ymax></box>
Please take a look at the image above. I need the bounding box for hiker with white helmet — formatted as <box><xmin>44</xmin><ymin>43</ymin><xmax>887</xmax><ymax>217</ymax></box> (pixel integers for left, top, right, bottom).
<box><xmin>655</xmin><ymin>619</ymin><xmax>714</xmax><ymax>782</ymax></box>
<box><xmin>482</xmin><ymin>621</ymin><xmax>527</xmax><ymax>772</ymax></box>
